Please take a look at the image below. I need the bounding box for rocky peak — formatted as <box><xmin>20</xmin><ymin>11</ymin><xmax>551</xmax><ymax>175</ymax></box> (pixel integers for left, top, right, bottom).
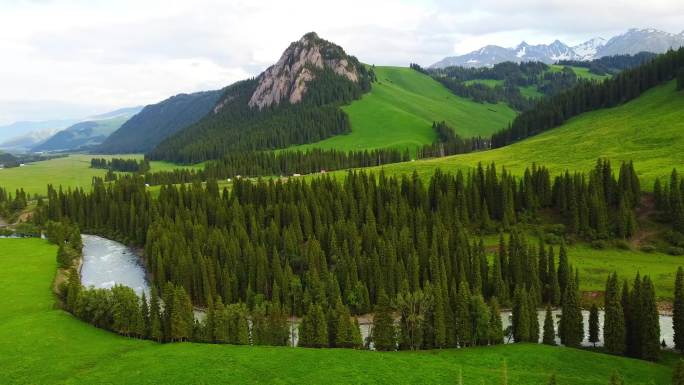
<box><xmin>248</xmin><ymin>32</ymin><xmax>361</xmax><ymax>109</ymax></box>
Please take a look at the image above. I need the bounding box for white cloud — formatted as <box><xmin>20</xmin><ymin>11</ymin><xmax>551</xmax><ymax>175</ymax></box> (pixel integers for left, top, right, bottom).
<box><xmin>0</xmin><ymin>0</ymin><xmax>682</xmax><ymax>125</ymax></box>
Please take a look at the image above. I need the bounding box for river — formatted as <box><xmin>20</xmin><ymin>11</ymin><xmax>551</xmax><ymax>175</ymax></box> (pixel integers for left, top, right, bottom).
<box><xmin>80</xmin><ymin>234</ymin><xmax>150</xmax><ymax>296</ymax></box>
<box><xmin>80</xmin><ymin>235</ymin><xmax>675</xmax><ymax>348</ymax></box>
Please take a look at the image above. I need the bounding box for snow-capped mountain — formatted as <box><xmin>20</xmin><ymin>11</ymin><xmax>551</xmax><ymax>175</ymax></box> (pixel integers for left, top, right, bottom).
<box><xmin>572</xmin><ymin>38</ymin><xmax>607</xmax><ymax>61</ymax></box>
<box><xmin>597</xmin><ymin>28</ymin><xmax>684</xmax><ymax>57</ymax></box>
<box><xmin>430</xmin><ymin>28</ymin><xmax>684</xmax><ymax>69</ymax></box>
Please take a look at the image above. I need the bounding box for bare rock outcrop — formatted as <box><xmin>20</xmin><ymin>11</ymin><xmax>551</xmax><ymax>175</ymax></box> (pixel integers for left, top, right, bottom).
<box><xmin>248</xmin><ymin>32</ymin><xmax>360</xmax><ymax>109</ymax></box>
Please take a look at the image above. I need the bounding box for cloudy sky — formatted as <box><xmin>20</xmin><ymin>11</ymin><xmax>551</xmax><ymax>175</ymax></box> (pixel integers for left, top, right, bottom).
<box><xmin>1</xmin><ymin>0</ymin><xmax>683</xmax><ymax>125</ymax></box>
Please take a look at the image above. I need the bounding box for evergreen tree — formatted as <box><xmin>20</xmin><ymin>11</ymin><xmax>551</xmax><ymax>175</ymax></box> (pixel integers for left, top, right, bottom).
<box><xmin>588</xmin><ymin>303</ymin><xmax>599</xmax><ymax>347</ymax></box>
<box><xmin>372</xmin><ymin>292</ymin><xmax>396</xmax><ymax>351</ymax></box>
<box><xmin>543</xmin><ymin>305</ymin><xmax>556</xmax><ymax>345</ymax></box>
<box><xmin>512</xmin><ymin>286</ymin><xmax>531</xmax><ymax>342</ymax></box>
<box><xmin>455</xmin><ymin>281</ymin><xmax>472</xmax><ymax>347</ymax></box>
<box><xmin>559</xmin><ymin>272</ymin><xmax>583</xmax><ymax>347</ymax></box>
<box><xmin>678</xmin><ymin>68</ymin><xmax>684</xmax><ymax>91</ymax></box>
<box><xmin>640</xmin><ymin>276</ymin><xmax>660</xmax><ymax>361</ymax></box>
<box><xmin>488</xmin><ymin>297</ymin><xmax>504</xmax><ymax>345</ymax></box>
<box><xmin>471</xmin><ymin>294</ymin><xmax>491</xmax><ymax>346</ymax></box>
<box><xmin>149</xmin><ymin>286</ymin><xmax>163</xmax><ymax>342</ymax></box>
<box><xmin>603</xmin><ymin>273</ymin><xmax>625</xmax><ymax>355</ymax></box>
<box><xmin>674</xmin><ymin>267</ymin><xmax>684</xmax><ymax>352</ymax></box>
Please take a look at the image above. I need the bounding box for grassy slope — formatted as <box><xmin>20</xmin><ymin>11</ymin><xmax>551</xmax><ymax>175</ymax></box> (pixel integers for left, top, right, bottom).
<box><xmin>340</xmin><ymin>81</ymin><xmax>683</xmax><ymax>189</ymax></box>
<box><xmin>549</xmin><ymin>65</ymin><xmax>612</xmax><ymax>81</ymax></box>
<box><xmin>0</xmin><ymin>237</ymin><xmax>673</xmax><ymax>384</ymax></box>
<box><xmin>0</xmin><ymin>154</ymin><xmax>201</xmax><ymax>196</ymax></box>
<box><xmin>290</xmin><ymin>67</ymin><xmax>516</xmax><ymax>153</ymax></box>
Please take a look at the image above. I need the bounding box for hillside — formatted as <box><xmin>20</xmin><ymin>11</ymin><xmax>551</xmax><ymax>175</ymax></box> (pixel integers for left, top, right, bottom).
<box><xmin>32</xmin><ymin>115</ymin><xmax>132</xmax><ymax>152</ymax></box>
<box><xmin>97</xmin><ymin>90</ymin><xmax>223</xmax><ymax>154</ymax></box>
<box><xmin>0</xmin><ymin>237</ymin><xmax>673</xmax><ymax>385</ymax></box>
<box><xmin>330</xmin><ymin>80</ymin><xmax>683</xmax><ymax>187</ymax></box>
<box><xmin>289</xmin><ymin>66</ymin><xmax>516</xmax><ymax>153</ymax></box>
<box><xmin>149</xmin><ymin>32</ymin><xmax>373</xmax><ymax>163</ymax></box>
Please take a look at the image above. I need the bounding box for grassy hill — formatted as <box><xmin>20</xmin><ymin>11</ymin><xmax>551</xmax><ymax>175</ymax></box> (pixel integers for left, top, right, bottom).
<box><xmin>344</xmin><ymin>80</ymin><xmax>683</xmax><ymax>188</ymax></box>
<box><xmin>290</xmin><ymin>66</ymin><xmax>516</xmax><ymax>153</ymax></box>
<box><xmin>0</xmin><ymin>237</ymin><xmax>674</xmax><ymax>384</ymax></box>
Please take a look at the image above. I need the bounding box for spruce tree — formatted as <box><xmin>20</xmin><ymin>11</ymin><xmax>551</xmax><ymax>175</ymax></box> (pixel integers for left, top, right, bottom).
<box><xmin>559</xmin><ymin>272</ymin><xmax>583</xmax><ymax>347</ymax></box>
<box><xmin>674</xmin><ymin>267</ymin><xmax>684</xmax><ymax>352</ymax></box>
<box><xmin>512</xmin><ymin>286</ymin><xmax>530</xmax><ymax>342</ymax></box>
<box><xmin>471</xmin><ymin>294</ymin><xmax>490</xmax><ymax>346</ymax></box>
<box><xmin>678</xmin><ymin>68</ymin><xmax>684</xmax><ymax>91</ymax></box>
<box><xmin>543</xmin><ymin>305</ymin><xmax>556</xmax><ymax>345</ymax></box>
<box><xmin>455</xmin><ymin>281</ymin><xmax>472</xmax><ymax>347</ymax></box>
<box><xmin>640</xmin><ymin>276</ymin><xmax>660</xmax><ymax>361</ymax></box>
<box><xmin>372</xmin><ymin>292</ymin><xmax>396</xmax><ymax>351</ymax></box>
<box><xmin>488</xmin><ymin>297</ymin><xmax>504</xmax><ymax>345</ymax></box>
<box><xmin>588</xmin><ymin>303</ymin><xmax>599</xmax><ymax>347</ymax></box>
<box><xmin>603</xmin><ymin>273</ymin><xmax>625</xmax><ymax>355</ymax></box>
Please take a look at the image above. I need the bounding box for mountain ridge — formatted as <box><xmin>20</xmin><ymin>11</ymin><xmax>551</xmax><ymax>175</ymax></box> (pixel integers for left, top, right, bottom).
<box><xmin>431</xmin><ymin>28</ymin><xmax>684</xmax><ymax>68</ymax></box>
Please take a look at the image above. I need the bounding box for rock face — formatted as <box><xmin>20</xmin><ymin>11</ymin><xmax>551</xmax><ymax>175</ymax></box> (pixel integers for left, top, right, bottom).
<box><xmin>248</xmin><ymin>32</ymin><xmax>360</xmax><ymax>109</ymax></box>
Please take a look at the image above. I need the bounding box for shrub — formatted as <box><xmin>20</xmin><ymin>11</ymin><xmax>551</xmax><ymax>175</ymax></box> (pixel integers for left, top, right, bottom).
<box><xmin>615</xmin><ymin>240</ymin><xmax>631</xmax><ymax>250</ymax></box>
<box><xmin>591</xmin><ymin>240</ymin><xmax>608</xmax><ymax>250</ymax></box>
<box><xmin>668</xmin><ymin>247</ymin><xmax>684</xmax><ymax>256</ymax></box>
<box><xmin>640</xmin><ymin>245</ymin><xmax>657</xmax><ymax>253</ymax></box>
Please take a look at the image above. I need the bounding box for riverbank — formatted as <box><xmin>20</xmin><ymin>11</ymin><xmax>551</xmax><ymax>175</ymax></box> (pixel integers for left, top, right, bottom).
<box><xmin>0</xmin><ymin>236</ymin><xmax>675</xmax><ymax>384</ymax></box>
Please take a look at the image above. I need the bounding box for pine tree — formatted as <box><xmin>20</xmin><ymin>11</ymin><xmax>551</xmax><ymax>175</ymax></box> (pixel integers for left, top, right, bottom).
<box><xmin>512</xmin><ymin>286</ymin><xmax>530</xmax><ymax>342</ymax></box>
<box><xmin>557</xmin><ymin>242</ymin><xmax>570</xmax><ymax>302</ymax></box>
<box><xmin>372</xmin><ymin>292</ymin><xmax>396</xmax><ymax>351</ymax></box>
<box><xmin>488</xmin><ymin>297</ymin><xmax>504</xmax><ymax>345</ymax></box>
<box><xmin>471</xmin><ymin>294</ymin><xmax>490</xmax><ymax>346</ymax></box>
<box><xmin>455</xmin><ymin>281</ymin><xmax>472</xmax><ymax>347</ymax></box>
<box><xmin>149</xmin><ymin>286</ymin><xmax>163</xmax><ymax>342</ymax></box>
<box><xmin>559</xmin><ymin>272</ymin><xmax>583</xmax><ymax>347</ymax></box>
<box><xmin>640</xmin><ymin>276</ymin><xmax>660</xmax><ymax>361</ymax></box>
<box><xmin>678</xmin><ymin>68</ymin><xmax>684</xmax><ymax>91</ymax></box>
<box><xmin>543</xmin><ymin>305</ymin><xmax>556</xmax><ymax>345</ymax></box>
<box><xmin>674</xmin><ymin>267</ymin><xmax>684</xmax><ymax>352</ymax></box>
<box><xmin>603</xmin><ymin>273</ymin><xmax>625</xmax><ymax>355</ymax></box>
<box><xmin>588</xmin><ymin>303</ymin><xmax>599</xmax><ymax>347</ymax></box>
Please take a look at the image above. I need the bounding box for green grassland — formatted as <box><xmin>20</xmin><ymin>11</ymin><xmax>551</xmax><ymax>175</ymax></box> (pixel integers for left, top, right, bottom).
<box><xmin>335</xmin><ymin>80</ymin><xmax>683</xmax><ymax>189</ymax></box>
<box><xmin>0</xmin><ymin>237</ymin><xmax>674</xmax><ymax>384</ymax></box>
<box><xmin>290</xmin><ymin>67</ymin><xmax>516</xmax><ymax>153</ymax></box>
<box><xmin>463</xmin><ymin>79</ymin><xmax>505</xmax><ymax>87</ymax></box>
<box><xmin>549</xmin><ymin>65</ymin><xmax>612</xmax><ymax>81</ymax></box>
<box><xmin>0</xmin><ymin>154</ymin><xmax>201</xmax><ymax>196</ymax></box>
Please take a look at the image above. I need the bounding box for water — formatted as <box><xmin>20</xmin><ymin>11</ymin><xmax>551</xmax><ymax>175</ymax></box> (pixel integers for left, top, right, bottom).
<box><xmin>501</xmin><ymin>309</ymin><xmax>674</xmax><ymax>348</ymax></box>
<box><xmin>80</xmin><ymin>234</ymin><xmax>150</xmax><ymax>296</ymax></box>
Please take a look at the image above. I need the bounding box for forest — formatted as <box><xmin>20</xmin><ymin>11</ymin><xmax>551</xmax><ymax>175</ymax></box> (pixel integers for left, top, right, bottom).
<box><xmin>31</xmin><ymin>157</ymin><xmax>683</xmax><ymax>360</ymax></box>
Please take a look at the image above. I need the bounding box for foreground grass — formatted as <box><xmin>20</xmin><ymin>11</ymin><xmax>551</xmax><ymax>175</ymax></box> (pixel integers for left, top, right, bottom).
<box><xmin>0</xmin><ymin>154</ymin><xmax>201</xmax><ymax>196</ymax></box>
<box><xmin>290</xmin><ymin>67</ymin><xmax>516</xmax><ymax>154</ymax></box>
<box><xmin>0</xmin><ymin>238</ymin><xmax>674</xmax><ymax>384</ymax></box>
<box><xmin>329</xmin><ymin>81</ymin><xmax>683</xmax><ymax>189</ymax></box>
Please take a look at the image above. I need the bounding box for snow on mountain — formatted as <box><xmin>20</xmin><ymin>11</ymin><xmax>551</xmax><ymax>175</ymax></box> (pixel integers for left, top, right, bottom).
<box><xmin>572</xmin><ymin>37</ymin><xmax>606</xmax><ymax>60</ymax></box>
<box><xmin>430</xmin><ymin>28</ymin><xmax>684</xmax><ymax>69</ymax></box>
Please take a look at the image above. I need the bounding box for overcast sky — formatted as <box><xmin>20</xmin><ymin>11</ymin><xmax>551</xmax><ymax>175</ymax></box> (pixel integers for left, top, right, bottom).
<box><xmin>1</xmin><ymin>0</ymin><xmax>683</xmax><ymax>125</ymax></box>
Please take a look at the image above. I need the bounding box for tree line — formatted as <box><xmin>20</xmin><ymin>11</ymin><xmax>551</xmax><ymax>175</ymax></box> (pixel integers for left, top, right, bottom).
<box><xmin>91</xmin><ymin>158</ymin><xmax>150</xmax><ymax>173</ymax></box>
<box><xmin>491</xmin><ymin>47</ymin><xmax>684</xmax><ymax>147</ymax></box>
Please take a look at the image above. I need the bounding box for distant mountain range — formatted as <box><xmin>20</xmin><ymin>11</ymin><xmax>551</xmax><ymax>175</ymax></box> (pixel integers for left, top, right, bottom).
<box><xmin>0</xmin><ymin>107</ymin><xmax>142</xmax><ymax>153</ymax></box>
<box><xmin>431</xmin><ymin>28</ymin><xmax>684</xmax><ymax>68</ymax></box>
<box><xmin>96</xmin><ymin>90</ymin><xmax>223</xmax><ymax>154</ymax></box>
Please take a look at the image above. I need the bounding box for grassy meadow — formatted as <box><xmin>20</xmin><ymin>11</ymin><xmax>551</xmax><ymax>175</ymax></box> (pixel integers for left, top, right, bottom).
<box><xmin>290</xmin><ymin>66</ymin><xmax>516</xmax><ymax>154</ymax></box>
<box><xmin>0</xmin><ymin>237</ymin><xmax>676</xmax><ymax>384</ymax></box>
<box><xmin>325</xmin><ymin>80</ymin><xmax>683</xmax><ymax>189</ymax></box>
<box><xmin>0</xmin><ymin>154</ymin><xmax>202</xmax><ymax>196</ymax></box>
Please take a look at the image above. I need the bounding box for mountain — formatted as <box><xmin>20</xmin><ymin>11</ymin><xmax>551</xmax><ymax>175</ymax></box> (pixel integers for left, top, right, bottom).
<box><xmin>87</xmin><ymin>106</ymin><xmax>143</xmax><ymax>120</ymax></box>
<box><xmin>0</xmin><ymin>127</ymin><xmax>60</xmax><ymax>153</ymax></box>
<box><xmin>572</xmin><ymin>37</ymin><xmax>607</xmax><ymax>60</ymax></box>
<box><xmin>149</xmin><ymin>32</ymin><xmax>372</xmax><ymax>163</ymax></box>
<box><xmin>430</xmin><ymin>28</ymin><xmax>684</xmax><ymax>68</ymax></box>
<box><xmin>32</xmin><ymin>115</ymin><xmax>133</xmax><ymax>152</ymax></box>
<box><xmin>96</xmin><ymin>90</ymin><xmax>223</xmax><ymax>154</ymax></box>
<box><xmin>0</xmin><ymin>119</ymin><xmax>77</xmax><ymax>145</ymax></box>
<box><xmin>597</xmin><ymin>28</ymin><xmax>684</xmax><ymax>57</ymax></box>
